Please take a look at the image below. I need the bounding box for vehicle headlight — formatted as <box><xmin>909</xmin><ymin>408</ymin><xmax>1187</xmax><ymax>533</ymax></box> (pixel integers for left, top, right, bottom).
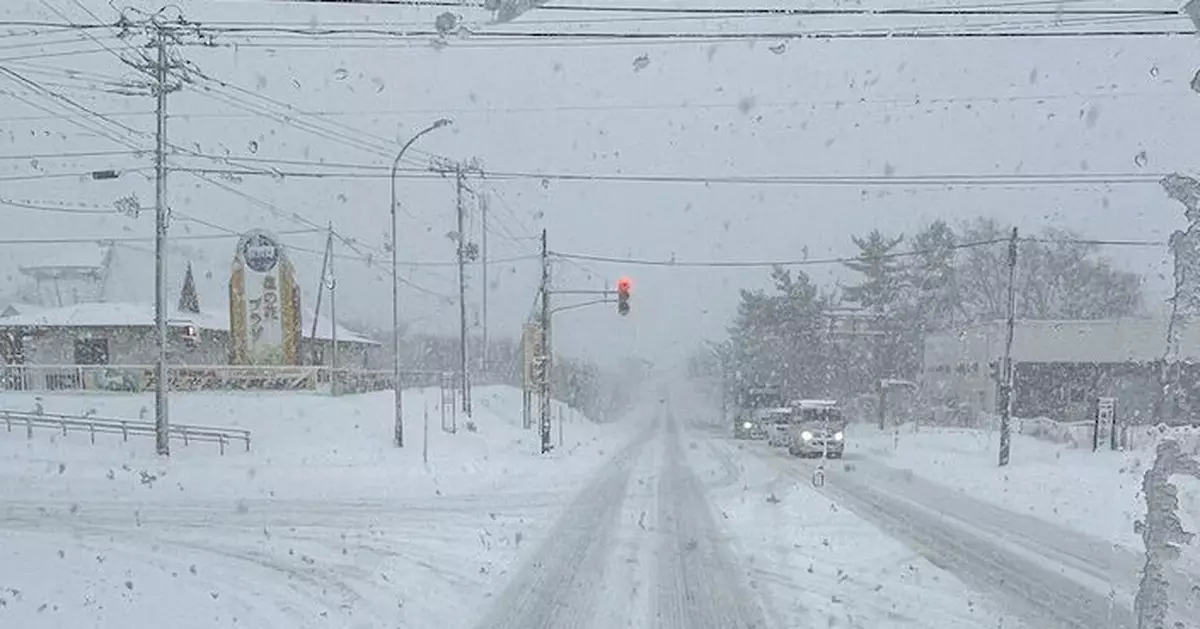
<box><xmin>800</xmin><ymin>430</ymin><xmax>813</xmax><ymax>441</ymax></box>
<box><xmin>743</xmin><ymin>421</ymin><xmax>752</xmax><ymax>429</ymax></box>
<box><xmin>834</xmin><ymin>431</ymin><xmax>844</xmax><ymax>441</ymax></box>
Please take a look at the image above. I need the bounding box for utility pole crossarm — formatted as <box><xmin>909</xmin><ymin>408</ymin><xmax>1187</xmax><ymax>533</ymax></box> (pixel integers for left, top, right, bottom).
<box><xmin>547</xmin><ymin>289</ymin><xmax>617</xmax><ymax>296</ymax></box>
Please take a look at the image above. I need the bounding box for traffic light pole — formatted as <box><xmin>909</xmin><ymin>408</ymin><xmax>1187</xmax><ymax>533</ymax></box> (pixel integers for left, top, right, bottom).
<box><xmin>539</xmin><ymin>229</ymin><xmax>552</xmax><ymax>454</ymax></box>
<box><xmin>534</xmin><ymin>235</ymin><xmax>627</xmax><ymax>454</ymax></box>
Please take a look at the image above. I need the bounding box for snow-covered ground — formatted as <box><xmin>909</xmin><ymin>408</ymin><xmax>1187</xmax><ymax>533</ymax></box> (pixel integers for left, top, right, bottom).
<box><xmin>691</xmin><ymin>428</ymin><xmax>1019</xmax><ymax>629</ymax></box>
<box><xmin>848</xmin><ymin>422</ymin><xmax>1200</xmax><ymax>553</ymax></box>
<box><xmin>0</xmin><ymin>386</ymin><xmax>629</xmax><ymax>629</ymax></box>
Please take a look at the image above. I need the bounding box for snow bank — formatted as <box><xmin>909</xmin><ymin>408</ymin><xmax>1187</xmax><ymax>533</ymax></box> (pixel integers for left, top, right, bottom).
<box><xmin>0</xmin><ymin>386</ymin><xmax>629</xmax><ymax>629</ymax></box>
<box><xmin>850</xmin><ymin>423</ymin><xmax>1200</xmax><ymax>551</ymax></box>
<box><xmin>0</xmin><ymin>385</ymin><xmax>614</xmax><ymax>500</ymax></box>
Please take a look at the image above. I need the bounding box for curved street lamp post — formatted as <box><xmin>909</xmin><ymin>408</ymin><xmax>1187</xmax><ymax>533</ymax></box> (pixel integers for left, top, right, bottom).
<box><xmin>391</xmin><ymin>118</ymin><xmax>453</xmax><ymax>448</ymax></box>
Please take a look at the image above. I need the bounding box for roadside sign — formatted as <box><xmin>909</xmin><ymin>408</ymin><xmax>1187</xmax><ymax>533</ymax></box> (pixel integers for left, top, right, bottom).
<box><xmin>1094</xmin><ymin>397</ymin><xmax>1117</xmax><ymax>452</ymax></box>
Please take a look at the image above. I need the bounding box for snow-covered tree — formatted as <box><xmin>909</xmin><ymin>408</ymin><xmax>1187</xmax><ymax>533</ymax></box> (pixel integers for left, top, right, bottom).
<box><xmin>1134</xmin><ymin>439</ymin><xmax>1200</xmax><ymax>629</ymax></box>
<box><xmin>178</xmin><ymin>262</ymin><xmax>200</xmax><ymax>314</ymax></box>
<box><xmin>956</xmin><ymin>218</ymin><xmax>1142</xmax><ymax>321</ymax></box>
<box><xmin>842</xmin><ymin>229</ymin><xmax>906</xmax><ymax>313</ymax></box>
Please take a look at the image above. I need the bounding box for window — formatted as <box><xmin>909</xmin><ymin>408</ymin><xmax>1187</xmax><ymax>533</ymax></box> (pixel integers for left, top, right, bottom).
<box><xmin>73</xmin><ymin>338</ymin><xmax>109</xmax><ymax>365</ymax></box>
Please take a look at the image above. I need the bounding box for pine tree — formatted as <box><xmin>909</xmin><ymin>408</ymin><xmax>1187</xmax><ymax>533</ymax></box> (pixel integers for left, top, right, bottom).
<box><xmin>842</xmin><ymin>229</ymin><xmax>906</xmax><ymax>313</ymax></box>
<box><xmin>178</xmin><ymin>262</ymin><xmax>200</xmax><ymax>314</ymax></box>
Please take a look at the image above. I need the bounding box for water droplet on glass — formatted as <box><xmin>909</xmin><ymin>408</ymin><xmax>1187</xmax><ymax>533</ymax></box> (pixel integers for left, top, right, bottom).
<box><xmin>1191</xmin><ymin>69</ymin><xmax>1200</xmax><ymax>94</ymax></box>
<box><xmin>1150</xmin><ymin>65</ymin><xmax>1160</xmax><ymax>78</ymax></box>
<box><xmin>247</xmin><ymin>140</ymin><xmax>259</xmax><ymax>154</ymax></box>
<box><xmin>1134</xmin><ymin>150</ymin><xmax>1148</xmax><ymax>168</ymax></box>
<box><xmin>768</xmin><ymin>42</ymin><xmax>787</xmax><ymax>55</ymax></box>
<box><xmin>333</xmin><ymin>68</ymin><xmax>349</xmax><ymax>81</ymax></box>
<box><xmin>632</xmin><ymin>54</ymin><xmax>650</xmax><ymax>72</ymax></box>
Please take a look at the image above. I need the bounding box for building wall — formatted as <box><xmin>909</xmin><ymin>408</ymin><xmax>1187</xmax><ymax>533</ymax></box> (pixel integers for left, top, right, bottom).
<box><xmin>923</xmin><ymin>319</ymin><xmax>1200</xmax><ymax>425</ymax></box>
<box><xmin>20</xmin><ymin>326</ymin><xmax>227</xmax><ymax>365</ymax></box>
<box><xmin>6</xmin><ymin>325</ymin><xmax>383</xmax><ymax>369</ymax></box>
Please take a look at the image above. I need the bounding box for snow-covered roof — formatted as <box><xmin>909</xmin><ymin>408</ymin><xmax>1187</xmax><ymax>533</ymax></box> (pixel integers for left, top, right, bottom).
<box><xmin>0</xmin><ymin>301</ymin><xmax>378</xmax><ymax>346</ymax></box>
<box><xmin>18</xmin><ymin>243</ymin><xmax>109</xmax><ymax>275</ymax></box>
<box><xmin>0</xmin><ymin>302</ymin><xmax>45</xmax><ymax>317</ymax></box>
<box><xmin>926</xmin><ymin>318</ymin><xmax>1200</xmax><ymax>364</ymax></box>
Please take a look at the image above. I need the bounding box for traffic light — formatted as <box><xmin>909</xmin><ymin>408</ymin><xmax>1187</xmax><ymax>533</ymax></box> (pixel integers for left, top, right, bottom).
<box><xmin>616</xmin><ymin>276</ymin><xmax>632</xmax><ymax>315</ymax></box>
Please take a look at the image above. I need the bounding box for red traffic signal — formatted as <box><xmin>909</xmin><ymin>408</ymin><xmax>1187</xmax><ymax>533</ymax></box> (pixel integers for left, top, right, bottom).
<box><xmin>616</xmin><ymin>276</ymin><xmax>632</xmax><ymax>315</ymax></box>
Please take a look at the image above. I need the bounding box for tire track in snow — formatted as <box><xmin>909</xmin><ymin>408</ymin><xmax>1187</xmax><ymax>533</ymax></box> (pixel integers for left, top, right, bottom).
<box><xmin>770</xmin><ymin>453</ymin><xmax>1137</xmax><ymax>629</ymax></box>
<box><xmin>472</xmin><ymin>428</ymin><xmax>653</xmax><ymax>629</ymax></box>
<box><xmin>653</xmin><ymin>418</ymin><xmax>770</xmax><ymax>629</ymax></box>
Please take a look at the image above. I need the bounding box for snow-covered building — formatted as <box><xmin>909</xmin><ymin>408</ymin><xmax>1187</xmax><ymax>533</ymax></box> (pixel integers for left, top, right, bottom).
<box><xmin>0</xmin><ymin>301</ymin><xmax>381</xmax><ymax>370</ymax></box>
<box><xmin>923</xmin><ymin>319</ymin><xmax>1200</xmax><ymax>426</ymax></box>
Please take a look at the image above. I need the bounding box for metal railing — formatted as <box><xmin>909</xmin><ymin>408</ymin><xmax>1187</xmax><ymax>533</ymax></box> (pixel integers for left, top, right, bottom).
<box><xmin>0</xmin><ymin>364</ymin><xmax>483</xmax><ymax>394</ymax></box>
<box><xmin>0</xmin><ymin>409</ymin><xmax>251</xmax><ymax>455</ymax></box>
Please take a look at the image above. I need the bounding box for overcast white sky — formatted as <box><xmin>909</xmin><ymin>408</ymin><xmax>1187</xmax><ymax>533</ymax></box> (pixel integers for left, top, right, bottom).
<box><xmin>2</xmin><ymin>0</ymin><xmax>1198</xmax><ymax>370</ymax></box>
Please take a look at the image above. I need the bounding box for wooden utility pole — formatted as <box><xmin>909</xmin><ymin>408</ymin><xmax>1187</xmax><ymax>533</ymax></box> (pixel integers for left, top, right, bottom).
<box><xmin>455</xmin><ymin>166</ymin><xmax>472</xmax><ymax>416</ymax></box>
<box><xmin>152</xmin><ymin>22</ymin><xmax>170</xmax><ymax>456</ymax></box>
<box><xmin>480</xmin><ymin>191</ymin><xmax>489</xmax><ymax>375</ymax></box>
<box><xmin>998</xmin><ymin>227</ymin><xmax>1018</xmax><ymax>467</ymax></box>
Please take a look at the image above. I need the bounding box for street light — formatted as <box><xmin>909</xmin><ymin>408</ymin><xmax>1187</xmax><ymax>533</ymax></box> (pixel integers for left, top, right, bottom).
<box><xmin>391</xmin><ymin>118</ymin><xmax>452</xmax><ymax>448</ymax></box>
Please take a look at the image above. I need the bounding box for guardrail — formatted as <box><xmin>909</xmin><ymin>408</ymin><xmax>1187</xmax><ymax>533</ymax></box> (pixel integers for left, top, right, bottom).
<box><xmin>0</xmin><ymin>409</ymin><xmax>251</xmax><ymax>455</ymax></box>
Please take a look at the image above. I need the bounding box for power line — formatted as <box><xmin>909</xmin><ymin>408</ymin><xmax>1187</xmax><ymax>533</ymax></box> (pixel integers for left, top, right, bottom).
<box><xmin>169</xmin><ymin>163</ymin><xmax>1170</xmax><ymax>187</ymax></box>
<box><xmin>550</xmin><ymin>239</ymin><xmax>1005</xmax><ymax>268</ymax></box>
<box><xmin>0</xmin><ymin>167</ymin><xmax>151</xmax><ymax>182</ymax></box>
<box><xmin>0</xmin><ymin>196</ymin><xmax>126</xmax><ymax>214</ymax></box>
<box><xmin>0</xmin><ymin>149</ymin><xmax>140</xmax><ymax>160</ymax></box>
<box><xmin>173</xmin><ymin>20</ymin><xmax>1197</xmax><ymax>42</ymax></box>
<box><xmin>180</xmin><ymin>63</ymin><xmax>441</xmax><ymax>168</ymax></box>
<box><xmin>0</xmin><ymin>227</ymin><xmax>318</xmax><ymax>245</ymax></box>
<box><xmin>0</xmin><ymin>83</ymin><xmax>1174</xmax><ymax>125</ymax></box>
<box><xmin>550</xmin><ymin>235</ymin><xmax>1167</xmax><ymax>268</ymax></box>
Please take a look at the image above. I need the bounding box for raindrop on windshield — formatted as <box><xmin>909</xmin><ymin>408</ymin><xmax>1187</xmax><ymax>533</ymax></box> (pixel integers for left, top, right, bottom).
<box><xmin>768</xmin><ymin>42</ymin><xmax>787</xmax><ymax>55</ymax></box>
<box><xmin>1134</xmin><ymin>150</ymin><xmax>1148</xmax><ymax>168</ymax></box>
<box><xmin>1150</xmin><ymin>65</ymin><xmax>1160</xmax><ymax>78</ymax></box>
<box><xmin>248</xmin><ymin>140</ymin><xmax>259</xmax><ymax>154</ymax></box>
<box><xmin>333</xmin><ymin>68</ymin><xmax>350</xmax><ymax>81</ymax></box>
<box><xmin>632</xmin><ymin>54</ymin><xmax>650</xmax><ymax>72</ymax></box>
<box><xmin>1191</xmin><ymin>68</ymin><xmax>1200</xmax><ymax>93</ymax></box>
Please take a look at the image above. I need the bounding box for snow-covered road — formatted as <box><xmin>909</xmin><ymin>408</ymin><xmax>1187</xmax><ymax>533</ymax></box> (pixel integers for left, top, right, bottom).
<box><xmin>475</xmin><ymin>406</ymin><xmax>1022</xmax><ymax>629</ymax></box>
<box><xmin>475</xmin><ymin>415</ymin><xmax>768</xmax><ymax>629</ymax></box>
<box><xmin>811</xmin><ymin>455</ymin><xmax>1135</xmax><ymax>629</ymax></box>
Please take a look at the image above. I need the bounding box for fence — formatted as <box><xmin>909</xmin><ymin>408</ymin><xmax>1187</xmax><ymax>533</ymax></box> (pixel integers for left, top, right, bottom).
<box><xmin>0</xmin><ymin>409</ymin><xmax>251</xmax><ymax>454</ymax></box>
<box><xmin>0</xmin><ymin>364</ymin><xmax>486</xmax><ymax>394</ymax></box>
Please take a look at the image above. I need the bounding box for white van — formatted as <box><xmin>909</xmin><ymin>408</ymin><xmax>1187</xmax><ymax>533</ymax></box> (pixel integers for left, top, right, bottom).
<box><xmin>787</xmin><ymin>400</ymin><xmax>846</xmax><ymax>458</ymax></box>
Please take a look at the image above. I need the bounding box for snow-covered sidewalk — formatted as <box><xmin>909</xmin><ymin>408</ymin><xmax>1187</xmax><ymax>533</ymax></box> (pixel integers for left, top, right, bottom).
<box><xmin>848</xmin><ymin>423</ymin><xmax>1200</xmax><ymax>552</ymax></box>
<box><xmin>0</xmin><ymin>386</ymin><xmax>630</xmax><ymax>629</ymax></box>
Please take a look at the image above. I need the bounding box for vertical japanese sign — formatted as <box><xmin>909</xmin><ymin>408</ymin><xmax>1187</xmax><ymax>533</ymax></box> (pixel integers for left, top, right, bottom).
<box><xmin>522</xmin><ymin>322</ymin><xmax>542</xmax><ymax>390</ymax></box>
<box><xmin>229</xmin><ymin>229</ymin><xmax>301</xmax><ymax>365</ymax></box>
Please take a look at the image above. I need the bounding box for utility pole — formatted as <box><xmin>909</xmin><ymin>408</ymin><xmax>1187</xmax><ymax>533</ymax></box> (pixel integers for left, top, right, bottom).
<box><xmin>455</xmin><ymin>166</ymin><xmax>472</xmax><ymax>416</ymax></box>
<box><xmin>327</xmin><ymin>225</ymin><xmax>339</xmax><ymax>396</ymax></box>
<box><xmin>480</xmin><ymin>191</ymin><xmax>489</xmax><ymax>376</ymax></box>
<box><xmin>539</xmin><ymin>228</ymin><xmax>552</xmax><ymax>453</ymax></box>
<box><xmin>998</xmin><ymin>226</ymin><xmax>1019</xmax><ymax>467</ymax></box>
<box><xmin>309</xmin><ymin>231</ymin><xmax>331</xmax><ymax>365</ymax></box>
<box><xmin>152</xmin><ymin>23</ymin><xmax>170</xmax><ymax>457</ymax></box>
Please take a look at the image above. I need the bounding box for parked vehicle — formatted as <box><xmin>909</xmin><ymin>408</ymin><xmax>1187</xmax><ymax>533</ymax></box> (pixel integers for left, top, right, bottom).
<box><xmin>787</xmin><ymin>399</ymin><xmax>846</xmax><ymax>458</ymax></box>
<box><xmin>732</xmin><ymin>384</ymin><xmax>781</xmax><ymax>440</ymax></box>
<box><xmin>764</xmin><ymin>407</ymin><xmax>795</xmax><ymax>446</ymax></box>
